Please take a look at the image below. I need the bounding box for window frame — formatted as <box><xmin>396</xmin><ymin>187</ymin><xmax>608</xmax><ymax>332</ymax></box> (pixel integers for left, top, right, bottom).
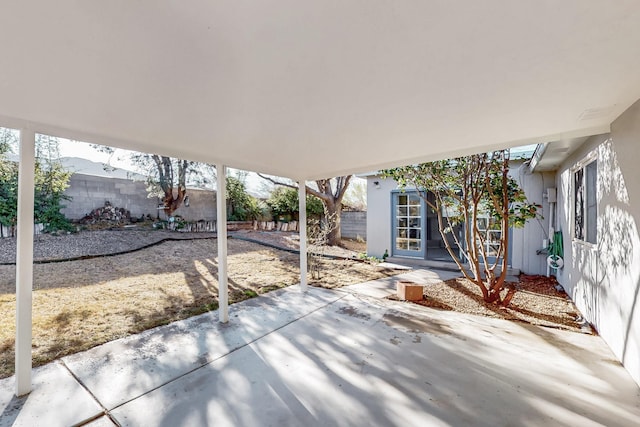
<box><xmin>572</xmin><ymin>153</ymin><xmax>598</xmax><ymax>246</ymax></box>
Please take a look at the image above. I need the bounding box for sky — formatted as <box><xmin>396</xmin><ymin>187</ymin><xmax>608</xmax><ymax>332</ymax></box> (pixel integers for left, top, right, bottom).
<box><xmin>57</xmin><ymin>139</ymin><xmax>536</xmax><ymax>167</ymax></box>
<box><xmin>54</xmin><ymin>139</ymin><xmax>368</xmax><ymax>203</ymax></box>
<box><xmin>56</xmin><ymin>138</ymin><xmax>273</xmax><ymax>196</ymax></box>
<box><xmin>4</xmin><ymin>128</ymin><xmax>535</xmax><ymax>206</ymax></box>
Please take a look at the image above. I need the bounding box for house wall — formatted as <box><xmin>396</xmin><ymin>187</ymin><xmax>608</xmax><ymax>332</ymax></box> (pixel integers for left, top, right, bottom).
<box><xmin>366</xmin><ymin>176</ymin><xmax>397</xmax><ymax>258</ymax></box>
<box><xmin>555</xmin><ymin>99</ymin><xmax>640</xmax><ymax>387</ymax></box>
<box><xmin>366</xmin><ymin>164</ymin><xmax>548</xmax><ymax>275</ymax></box>
<box><xmin>510</xmin><ymin>167</ymin><xmax>555</xmax><ymax>276</ymax></box>
<box><xmin>62</xmin><ymin>173</ymin><xmax>217</xmax><ymax>222</ymax></box>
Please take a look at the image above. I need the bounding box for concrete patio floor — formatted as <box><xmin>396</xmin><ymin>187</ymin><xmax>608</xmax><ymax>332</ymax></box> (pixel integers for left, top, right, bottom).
<box><xmin>1</xmin><ymin>269</ymin><xmax>640</xmax><ymax>426</ymax></box>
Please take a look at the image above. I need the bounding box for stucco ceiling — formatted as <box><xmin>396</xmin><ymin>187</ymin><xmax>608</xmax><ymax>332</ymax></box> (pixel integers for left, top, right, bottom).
<box><xmin>1</xmin><ymin>1</ymin><xmax>639</xmax><ymax>180</ymax></box>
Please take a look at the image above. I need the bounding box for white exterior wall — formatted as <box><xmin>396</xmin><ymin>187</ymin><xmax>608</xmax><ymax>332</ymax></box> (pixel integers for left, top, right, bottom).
<box><xmin>510</xmin><ymin>166</ymin><xmax>555</xmax><ymax>275</ymax></box>
<box><xmin>366</xmin><ymin>176</ymin><xmax>397</xmax><ymax>258</ymax></box>
<box><xmin>366</xmin><ymin>163</ymin><xmax>544</xmax><ymax>272</ymax></box>
<box><xmin>555</xmin><ymin>99</ymin><xmax>640</xmax><ymax>387</ymax></box>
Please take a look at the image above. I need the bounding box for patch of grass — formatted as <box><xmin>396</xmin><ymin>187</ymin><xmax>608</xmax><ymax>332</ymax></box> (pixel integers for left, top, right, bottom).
<box><xmin>243</xmin><ymin>290</ymin><xmax>258</xmax><ymax>298</ymax></box>
<box><xmin>259</xmin><ymin>284</ymin><xmax>282</xmax><ymax>293</ymax></box>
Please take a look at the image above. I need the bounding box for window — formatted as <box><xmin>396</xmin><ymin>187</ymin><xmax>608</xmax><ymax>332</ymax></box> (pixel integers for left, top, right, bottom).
<box><xmin>394</xmin><ymin>192</ymin><xmax>422</xmax><ymax>253</ymax></box>
<box><xmin>476</xmin><ymin>216</ymin><xmax>502</xmax><ymax>257</ymax></box>
<box><xmin>574</xmin><ymin>159</ymin><xmax>597</xmax><ymax>244</ymax></box>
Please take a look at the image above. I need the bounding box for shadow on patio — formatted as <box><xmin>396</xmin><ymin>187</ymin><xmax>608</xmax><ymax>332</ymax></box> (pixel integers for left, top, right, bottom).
<box><xmin>39</xmin><ymin>284</ymin><xmax>638</xmax><ymax>427</ymax></box>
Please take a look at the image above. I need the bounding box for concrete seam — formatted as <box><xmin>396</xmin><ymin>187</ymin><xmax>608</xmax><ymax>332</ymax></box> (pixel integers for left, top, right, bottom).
<box><xmin>59</xmin><ymin>360</ymin><xmax>115</xmax><ymax>426</ymax></box>
<box><xmin>108</xmin><ymin>290</ymin><xmax>349</xmax><ymax>412</ymax></box>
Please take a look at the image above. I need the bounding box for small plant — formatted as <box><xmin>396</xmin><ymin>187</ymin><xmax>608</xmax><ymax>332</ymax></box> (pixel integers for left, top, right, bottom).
<box><xmin>307</xmin><ymin>208</ymin><xmax>339</xmax><ymax>279</ymax></box>
<box><xmin>172</xmin><ymin>215</ymin><xmax>187</xmax><ymax>230</ymax></box>
<box><xmin>357</xmin><ymin>252</ymin><xmax>383</xmax><ymax>264</ymax></box>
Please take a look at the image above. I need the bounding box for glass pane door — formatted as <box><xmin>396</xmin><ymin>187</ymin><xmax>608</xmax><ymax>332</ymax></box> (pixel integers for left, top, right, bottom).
<box><xmin>392</xmin><ymin>192</ymin><xmax>424</xmax><ymax>257</ymax></box>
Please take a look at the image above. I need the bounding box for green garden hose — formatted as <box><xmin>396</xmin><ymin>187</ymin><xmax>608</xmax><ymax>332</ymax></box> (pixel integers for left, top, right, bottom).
<box><xmin>547</xmin><ymin>231</ymin><xmax>564</xmax><ymax>269</ymax></box>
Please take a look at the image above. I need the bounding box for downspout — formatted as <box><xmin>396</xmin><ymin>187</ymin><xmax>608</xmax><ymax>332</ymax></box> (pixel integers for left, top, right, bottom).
<box><xmin>547</xmin><ymin>199</ymin><xmax>555</xmax><ymax>277</ymax></box>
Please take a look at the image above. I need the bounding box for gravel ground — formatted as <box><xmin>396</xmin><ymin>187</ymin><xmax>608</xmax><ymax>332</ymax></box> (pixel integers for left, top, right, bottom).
<box><xmin>407</xmin><ymin>274</ymin><xmax>586</xmax><ymax>333</ymax></box>
<box><xmin>0</xmin><ymin>229</ymin><xmax>363</xmax><ymax>264</ymax></box>
<box><xmin>230</xmin><ymin>230</ymin><xmax>366</xmax><ymax>258</ymax></box>
<box><xmin>0</xmin><ymin>229</ymin><xmax>215</xmax><ymax>263</ymax></box>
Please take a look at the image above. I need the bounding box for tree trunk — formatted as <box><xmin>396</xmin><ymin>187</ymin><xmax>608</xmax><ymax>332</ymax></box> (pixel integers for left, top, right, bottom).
<box><xmin>156</xmin><ymin>157</ymin><xmax>188</xmax><ymax>217</ymax></box>
<box><xmin>325</xmin><ymin>201</ymin><xmax>342</xmax><ymax>246</ymax></box>
<box><xmin>501</xmin><ymin>283</ymin><xmax>517</xmax><ymax>307</ymax></box>
<box><xmin>163</xmin><ymin>188</ymin><xmax>186</xmax><ymax>217</ymax></box>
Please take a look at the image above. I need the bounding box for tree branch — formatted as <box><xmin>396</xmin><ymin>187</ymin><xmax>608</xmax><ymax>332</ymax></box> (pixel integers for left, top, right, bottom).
<box><xmin>257</xmin><ymin>173</ymin><xmax>298</xmax><ymax>190</ymax></box>
<box><xmin>335</xmin><ymin>175</ymin><xmax>352</xmax><ymax>203</ymax></box>
<box><xmin>306</xmin><ymin>186</ymin><xmax>331</xmax><ymax>203</ymax></box>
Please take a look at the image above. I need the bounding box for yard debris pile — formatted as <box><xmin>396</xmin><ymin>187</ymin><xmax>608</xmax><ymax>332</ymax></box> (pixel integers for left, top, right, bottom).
<box><xmin>78</xmin><ymin>201</ymin><xmax>134</xmax><ymax>226</ymax></box>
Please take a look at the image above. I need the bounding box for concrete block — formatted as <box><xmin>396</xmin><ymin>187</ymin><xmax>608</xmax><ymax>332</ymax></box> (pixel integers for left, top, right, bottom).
<box><xmin>396</xmin><ymin>280</ymin><xmax>423</xmax><ymax>301</ymax></box>
<box><xmin>0</xmin><ymin>362</ymin><xmax>102</xmax><ymax>427</ymax></box>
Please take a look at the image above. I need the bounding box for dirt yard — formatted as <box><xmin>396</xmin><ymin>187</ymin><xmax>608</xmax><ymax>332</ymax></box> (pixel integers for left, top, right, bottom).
<box><xmin>0</xmin><ymin>236</ymin><xmax>397</xmax><ymax>378</ymax></box>
<box><xmin>0</xmin><ymin>229</ymin><xmax>587</xmax><ymax>380</ymax></box>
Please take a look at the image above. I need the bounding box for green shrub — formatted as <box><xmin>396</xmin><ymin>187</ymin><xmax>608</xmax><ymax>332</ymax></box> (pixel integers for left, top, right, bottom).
<box><xmin>226</xmin><ymin>176</ymin><xmax>266</xmax><ymax>221</ymax></box>
<box><xmin>0</xmin><ymin>133</ymin><xmax>74</xmax><ymax>233</ymax></box>
<box><xmin>266</xmin><ymin>187</ymin><xmax>323</xmax><ymax>220</ymax></box>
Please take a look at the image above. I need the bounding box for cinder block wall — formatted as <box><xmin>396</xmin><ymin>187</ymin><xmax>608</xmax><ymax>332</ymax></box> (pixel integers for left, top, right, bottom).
<box><xmin>62</xmin><ymin>173</ymin><xmax>217</xmax><ymax>222</ymax></box>
<box><xmin>163</xmin><ymin>188</ymin><xmax>217</xmax><ymax>221</ymax></box>
<box><xmin>341</xmin><ymin>211</ymin><xmax>366</xmax><ymax>240</ymax></box>
<box><xmin>61</xmin><ymin>174</ymin><xmax>158</xmax><ymax>219</ymax></box>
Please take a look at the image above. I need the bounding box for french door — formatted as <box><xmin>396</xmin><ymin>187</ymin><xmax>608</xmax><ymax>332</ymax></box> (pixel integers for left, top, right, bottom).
<box><xmin>392</xmin><ymin>192</ymin><xmax>425</xmax><ymax>257</ymax></box>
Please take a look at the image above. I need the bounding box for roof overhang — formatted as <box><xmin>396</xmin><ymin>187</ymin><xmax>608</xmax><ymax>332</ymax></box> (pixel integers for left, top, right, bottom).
<box><xmin>1</xmin><ymin>1</ymin><xmax>640</xmax><ymax>180</ymax></box>
<box><xmin>529</xmin><ymin>135</ymin><xmax>595</xmax><ymax>173</ymax></box>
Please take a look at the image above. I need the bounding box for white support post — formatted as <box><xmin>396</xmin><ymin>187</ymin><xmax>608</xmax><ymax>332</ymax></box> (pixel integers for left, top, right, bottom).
<box><xmin>216</xmin><ymin>164</ymin><xmax>229</xmax><ymax>323</ymax></box>
<box><xmin>15</xmin><ymin>128</ymin><xmax>35</xmax><ymax>397</ymax></box>
<box><xmin>298</xmin><ymin>181</ymin><xmax>307</xmax><ymax>291</ymax></box>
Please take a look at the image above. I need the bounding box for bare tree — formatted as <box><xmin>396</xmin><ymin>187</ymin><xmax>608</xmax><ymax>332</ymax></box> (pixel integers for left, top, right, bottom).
<box><xmin>258</xmin><ymin>174</ymin><xmax>352</xmax><ymax>246</ymax></box>
<box><xmin>307</xmin><ymin>208</ymin><xmax>339</xmax><ymax>279</ymax></box>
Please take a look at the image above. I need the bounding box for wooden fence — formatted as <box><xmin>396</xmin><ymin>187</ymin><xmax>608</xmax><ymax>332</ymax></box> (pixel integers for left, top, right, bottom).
<box><xmin>0</xmin><ymin>223</ymin><xmax>45</xmax><ymax>238</ymax></box>
<box><xmin>0</xmin><ymin>219</ymin><xmax>309</xmax><ymax>237</ymax></box>
<box><xmin>165</xmin><ymin>220</ymin><xmax>299</xmax><ymax>233</ymax></box>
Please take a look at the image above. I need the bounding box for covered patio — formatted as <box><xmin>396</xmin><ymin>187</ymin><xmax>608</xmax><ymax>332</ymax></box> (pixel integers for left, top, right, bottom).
<box><xmin>2</xmin><ymin>271</ymin><xmax>640</xmax><ymax>426</ymax></box>
<box><xmin>2</xmin><ymin>0</ymin><xmax>640</xmax><ymax>421</ymax></box>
